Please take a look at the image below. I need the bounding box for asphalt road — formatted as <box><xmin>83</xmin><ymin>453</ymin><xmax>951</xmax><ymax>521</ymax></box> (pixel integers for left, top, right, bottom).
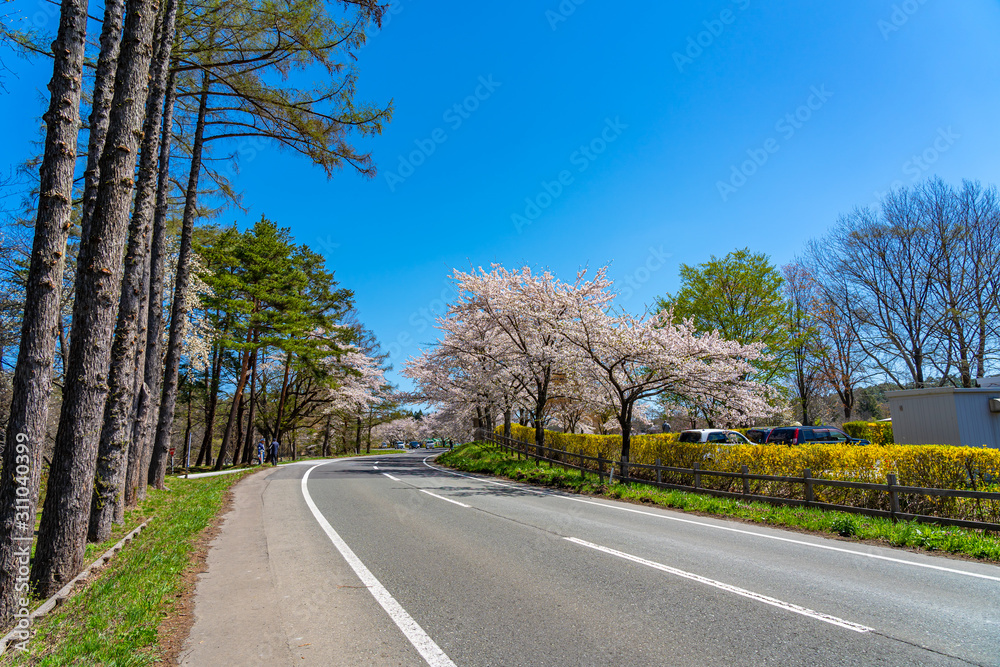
<box><xmin>183</xmin><ymin>449</ymin><xmax>1000</xmax><ymax>666</ymax></box>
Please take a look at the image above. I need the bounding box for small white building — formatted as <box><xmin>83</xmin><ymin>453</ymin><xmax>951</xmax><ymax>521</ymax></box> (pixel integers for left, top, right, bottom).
<box><xmin>887</xmin><ymin>386</ymin><xmax>1000</xmax><ymax>448</ymax></box>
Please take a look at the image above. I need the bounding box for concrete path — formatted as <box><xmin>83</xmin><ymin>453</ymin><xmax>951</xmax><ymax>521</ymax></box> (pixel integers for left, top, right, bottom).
<box><xmin>178</xmin><ymin>458</ymin><xmax>423</xmax><ymax>665</ymax></box>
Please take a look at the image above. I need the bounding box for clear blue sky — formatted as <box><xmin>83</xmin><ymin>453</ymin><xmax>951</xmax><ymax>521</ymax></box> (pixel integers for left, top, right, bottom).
<box><xmin>3</xmin><ymin>0</ymin><xmax>1000</xmax><ymax>390</ymax></box>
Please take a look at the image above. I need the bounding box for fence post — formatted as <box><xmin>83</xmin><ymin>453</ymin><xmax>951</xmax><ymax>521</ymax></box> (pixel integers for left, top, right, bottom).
<box><xmin>803</xmin><ymin>468</ymin><xmax>813</xmax><ymax>505</ymax></box>
<box><xmin>579</xmin><ymin>452</ymin><xmax>585</xmax><ymax>479</ymax></box>
<box><xmin>887</xmin><ymin>473</ymin><xmax>899</xmax><ymax>520</ymax></box>
<box><xmin>693</xmin><ymin>462</ymin><xmax>701</xmax><ymax>490</ymax></box>
<box><xmin>598</xmin><ymin>453</ymin><xmax>605</xmax><ymax>484</ymax></box>
<box><xmin>741</xmin><ymin>464</ymin><xmax>749</xmax><ymax>495</ymax></box>
<box><xmin>655</xmin><ymin>458</ymin><xmax>662</xmax><ymax>485</ymax></box>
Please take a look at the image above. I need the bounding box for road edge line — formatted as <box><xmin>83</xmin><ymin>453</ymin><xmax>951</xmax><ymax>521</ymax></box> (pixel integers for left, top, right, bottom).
<box><xmin>302</xmin><ymin>463</ymin><xmax>456</xmax><ymax>667</ymax></box>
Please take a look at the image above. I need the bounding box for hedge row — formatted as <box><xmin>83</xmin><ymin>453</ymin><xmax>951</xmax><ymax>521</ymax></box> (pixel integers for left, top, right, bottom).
<box><xmin>842</xmin><ymin>421</ymin><xmax>895</xmax><ymax>445</ymax></box>
<box><xmin>503</xmin><ymin>424</ymin><xmax>1000</xmax><ymax>524</ymax></box>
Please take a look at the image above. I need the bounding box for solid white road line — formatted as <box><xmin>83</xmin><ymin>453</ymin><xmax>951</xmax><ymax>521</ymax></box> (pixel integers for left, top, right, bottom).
<box><xmin>302</xmin><ymin>463</ymin><xmax>456</xmax><ymax>667</ymax></box>
<box><xmin>422</xmin><ymin>457</ymin><xmax>1000</xmax><ymax>583</ymax></box>
<box><xmin>566</xmin><ymin>537</ymin><xmax>873</xmax><ymax>633</ymax></box>
<box><xmin>420</xmin><ymin>489</ymin><xmax>471</xmax><ymax>508</ymax></box>
<box><xmin>383</xmin><ymin>472</ymin><xmax>401</xmax><ymax>481</ymax></box>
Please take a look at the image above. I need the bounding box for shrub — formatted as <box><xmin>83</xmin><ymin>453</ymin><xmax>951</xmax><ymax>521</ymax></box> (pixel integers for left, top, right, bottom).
<box><xmin>842</xmin><ymin>420</ymin><xmax>894</xmax><ymax>445</ymax></box>
<box><xmin>497</xmin><ymin>424</ymin><xmax>1000</xmax><ymax>523</ymax></box>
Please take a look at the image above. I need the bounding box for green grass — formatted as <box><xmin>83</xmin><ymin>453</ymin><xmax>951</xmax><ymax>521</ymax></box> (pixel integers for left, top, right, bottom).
<box><xmin>3</xmin><ymin>470</ymin><xmax>253</xmax><ymax>666</ymax></box>
<box><xmin>438</xmin><ymin>442</ymin><xmax>1000</xmax><ymax>562</ymax></box>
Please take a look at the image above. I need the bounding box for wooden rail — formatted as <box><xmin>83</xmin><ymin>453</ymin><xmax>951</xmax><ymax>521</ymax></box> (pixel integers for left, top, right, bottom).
<box><xmin>478</xmin><ymin>430</ymin><xmax>1000</xmax><ymax>533</ymax></box>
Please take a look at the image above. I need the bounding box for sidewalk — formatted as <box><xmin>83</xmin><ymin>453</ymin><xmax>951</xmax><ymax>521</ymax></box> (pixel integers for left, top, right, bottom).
<box><xmin>177</xmin><ymin>463</ymin><xmax>419</xmax><ymax>665</ymax></box>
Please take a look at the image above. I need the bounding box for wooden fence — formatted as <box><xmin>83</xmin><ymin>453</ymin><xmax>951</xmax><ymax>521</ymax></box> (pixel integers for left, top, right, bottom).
<box><xmin>477</xmin><ymin>430</ymin><xmax>1000</xmax><ymax>532</ymax></box>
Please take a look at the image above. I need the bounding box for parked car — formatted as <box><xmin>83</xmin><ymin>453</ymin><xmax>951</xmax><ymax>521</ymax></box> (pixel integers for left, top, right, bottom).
<box><xmin>765</xmin><ymin>426</ymin><xmax>870</xmax><ymax>446</ymax></box>
<box><xmin>408</xmin><ymin>441</ymin><xmax>421</xmax><ymax>448</ymax></box>
<box><xmin>678</xmin><ymin>429</ymin><xmax>752</xmax><ymax>445</ymax></box>
<box><xmin>745</xmin><ymin>426</ymin><xmax>779</xmax><ymax>443</ymax></box>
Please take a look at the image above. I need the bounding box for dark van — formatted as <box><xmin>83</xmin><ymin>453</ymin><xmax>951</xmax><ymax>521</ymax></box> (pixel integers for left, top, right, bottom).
<box><xmin>766</xmin><ymin>426</ymin><xmax>869</xmax><ymax>446</ymax></box>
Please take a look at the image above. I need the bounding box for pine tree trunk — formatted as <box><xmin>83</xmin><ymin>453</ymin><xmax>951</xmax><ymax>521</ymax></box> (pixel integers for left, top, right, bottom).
<box><xmin>273</xmin><ymin>351</ymin><xmax>292</xmax><ymax>446</ymax></box>
<box><xmin>232</xmin><ymin>390</ymin><xmax>246</xmax><ymax>465</ymax></box>
<box><xmin>90</xmin><ymin>0</ymin><xmax>179</xmax><ymax>542</ymax></box>
<box><xmin>125</xmin><ymin>67</ymin><xmax>177</xmax><ymax>507</ymax></box>
<box><xmin>240</xmin><ymin>348</ymin><xmax>258</xmax><ymax>464</ymax></box>
<box><xmin>149</xmin><ymin>71</ymin><xmax>210</xmax><ymax>490</ymax></box>
<box><xmin>79</xmin><ymin>0</ymin><xmax>125</xmax><ymax>242</ymax></box>
<box><xmin>31</xmin><ymin>0</ymin><xmax>160</xmax><ymax>597</ymax></box>
<box><xmin>195</xmin><ymin>345</ymin><xmax>221</xmax><ymax>467</ymax></box>
<box><xmin>214</xmin><ymin>349</ymin><xmax>251</xmax><ymax>471</ymax></box>
<box><xmin>0</xmin><ymin>0</ymin><xmax>91</xmax><ymax>629</ymax></box>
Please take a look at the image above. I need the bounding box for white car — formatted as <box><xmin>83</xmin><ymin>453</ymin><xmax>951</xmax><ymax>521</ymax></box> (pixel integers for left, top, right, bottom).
<box><xmin>678</xmin><ymin>429</ymin><xmax>752</xmax><ymax>445</ymax></box>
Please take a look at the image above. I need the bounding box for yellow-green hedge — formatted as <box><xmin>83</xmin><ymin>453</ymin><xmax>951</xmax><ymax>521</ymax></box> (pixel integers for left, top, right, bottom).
<box><xmin>500</xmin><ymin>425</ymin><xmax>1000</xmax><ymax>523</ymax></box>
<box><xmin>842</xmin><ymin>421</ymin><xmax>894</xmax><ymax>445</ymax></box>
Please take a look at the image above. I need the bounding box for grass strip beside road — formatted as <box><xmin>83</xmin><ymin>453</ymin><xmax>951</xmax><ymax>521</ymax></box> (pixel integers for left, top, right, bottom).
<box><xmin>3</xmin><ymin>470</ymin><xmax>253</xmax><ymax>666</ymax></box>
<box><xmin>437</xmin><ymin>442</ymin><xmax>1000</xmax><ymax>563</ymax></box>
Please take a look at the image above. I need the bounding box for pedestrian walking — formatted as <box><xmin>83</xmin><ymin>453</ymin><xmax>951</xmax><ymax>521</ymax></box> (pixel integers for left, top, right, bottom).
<box><xmin>269</xmin><ymin>439</ymin><xmax>280</xmax><ymax>466</ymax></box>
<box><xmin>257</xmin><ymin>439</ymin><xmax>266</xmax><ymax>465</ymax></box>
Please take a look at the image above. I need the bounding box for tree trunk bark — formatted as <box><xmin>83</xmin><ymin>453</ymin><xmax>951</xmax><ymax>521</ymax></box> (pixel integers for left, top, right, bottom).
<box><xmin>78</xmin><ymin>0</ymin><xmax>125</xmax><ymax>243</ymax></box>
<box><xmin>149</xmin><ymin>70</ymin><xmax>210</xmax><ymax>490</ymax></box>
<box><xmin>196</xmin><ymin>345</ymin><xmax>222</xmax><ymax>467</ymax></box>
<box><xmin>503</xmin><ymin>408</ymin><xmax>512</xmax><ymax>440</ymax></box>
<box><xmin>273</xmin><ymin>351</ymin><xmax>292</xmax><ymax>446</ymax></box>
<box><xmin>0</xmin><ymin>0</ymin><xmax>91</xmax><ymax>627</ymax></box>
<box><xmin>240</xmin><ymin>348</ymin><xmax>258</xmax><ymax>464</ymax></box>
<box><xmin>31</xmin><ymin>0</ymin><xmax>160</xmax><ymax>597</ymax></box>
<box><xmin>89</xmin><ymin>0</ymin><xmax>179</xmax><ymax>540</ymax></box>
<box><xmin>214</xmin><ymin>348</ymin><xmax>251</xmax><ymax>471</ymax></box>
<box><xmin>126</xmin><ymin>67</ymin><xmax>177</xmax><ymax>506</ymax></box>
<box><xmin>322</xmin><ymin>415</ymin><xmax>331</xmax><ymax>457</ymax></box>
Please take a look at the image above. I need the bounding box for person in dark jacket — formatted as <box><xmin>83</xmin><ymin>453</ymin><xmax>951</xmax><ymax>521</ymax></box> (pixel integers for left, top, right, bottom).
<box><xmin>269</xmin><ymin>439</ymin><xmax>280</xmax><ymax>466</ymax></box>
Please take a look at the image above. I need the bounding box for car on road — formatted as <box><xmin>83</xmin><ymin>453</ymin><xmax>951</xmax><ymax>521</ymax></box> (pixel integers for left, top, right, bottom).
<box><xmin>765</xmin><ymin>426</ymin><xmax>870</xmax><ymax>446</ymax></box>
<box><xmin>678</xmin><ymin>429</ymin><xmax>752</xmax><ymax>445</ymax></box>
<box><xmin>408</xmin><ymin>441</ymin><xmax>421</xmax><ymax>448</ymax></box>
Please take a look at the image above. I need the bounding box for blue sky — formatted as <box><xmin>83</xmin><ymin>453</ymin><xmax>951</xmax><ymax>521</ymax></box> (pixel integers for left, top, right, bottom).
<box><xmin>3</xmin><ymin>0</ymin><xmax>1000</xmax><ymax>390</ymax></box>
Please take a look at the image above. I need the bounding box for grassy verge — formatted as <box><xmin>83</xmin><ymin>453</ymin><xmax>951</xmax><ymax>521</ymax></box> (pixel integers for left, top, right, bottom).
<box><xmin>438</xmin><ymin>442</ymin><xmax>1000</xmax><ymax>562</ymax></box>
<box><xmin>3</xmin><ymin>470</ymin><xmax>253</xmax><ymax>666</ymax></box>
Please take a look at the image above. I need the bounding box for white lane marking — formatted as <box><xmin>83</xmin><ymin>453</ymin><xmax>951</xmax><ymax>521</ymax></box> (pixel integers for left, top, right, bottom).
<box><xmin>422</xmin><ymin>458</ymin><xmax>1000</xmax><ymax>583</ymax></box>
<box><xmin>420</xmin><ymin>489</ymin><xmax>470</xmax><ymax>508</ymax></box>
<box><xmin>566</xmin><ymin>537</ymin><xmax>872</xmax><ymax>633</ymax></box>
<box><xmin>302</xmin><ymin>463</ymin><xmax>456</xmax><ymax>667</ymax></box>
<box><xmin>373</xmin><ymin>466</ymin><xmax>379</xmax><ymax>470</ymax></box>
<box><xmin>383</xmin><ymin>473</ymin><xmax>401</xmax><ymax>481</ymax></box>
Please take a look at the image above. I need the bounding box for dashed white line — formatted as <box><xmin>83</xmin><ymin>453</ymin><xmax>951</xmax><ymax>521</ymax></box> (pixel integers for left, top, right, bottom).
<box><xmin>420</xmin><ymin>489</ymin><xmax>470</xmax><ymax>508</ymax></box>
<box><xmin>422</xmin><ymin>457</ymin><xmax>1000</xmax><ymax>583</ymax></box>
<box><xmin>566</xmin><ymin>537</ymin><xmax>872</xmax><ymax>633</ymax></box>
<box><xmin>383</xmin><ymin>472</ymin><xmax>401</xmax><ymax>481</ymax></box>
<box><xmin>303</xmin><ymin>463</ymin><xmax>456</xmax><ymax>667</ymax></box>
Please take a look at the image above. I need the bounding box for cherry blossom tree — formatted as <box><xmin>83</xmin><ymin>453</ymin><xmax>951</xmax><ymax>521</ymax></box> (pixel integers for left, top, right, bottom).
<box><xmin>556</xmin><ymin>302</ymin><xmax>775</xmax><ymax>464</ymax></box>
<box><xmin>446</xmin><ymin>264</ymin><xmax>614</xmax><ymax>449</ymax></box>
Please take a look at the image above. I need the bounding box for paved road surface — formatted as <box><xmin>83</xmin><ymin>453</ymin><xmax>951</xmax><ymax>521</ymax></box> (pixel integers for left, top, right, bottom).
<box><xmin>180</xmin><ymin>450</ymin><xmax>1000</xmax><ymax>666</ymax></box>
